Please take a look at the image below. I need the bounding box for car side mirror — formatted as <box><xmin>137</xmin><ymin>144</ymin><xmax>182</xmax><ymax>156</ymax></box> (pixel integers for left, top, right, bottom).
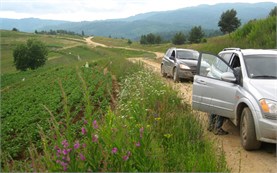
<box><xmin>221</xmin><ymin>72</ymin><xmax>236</xmax><ymax>82</ymax></box>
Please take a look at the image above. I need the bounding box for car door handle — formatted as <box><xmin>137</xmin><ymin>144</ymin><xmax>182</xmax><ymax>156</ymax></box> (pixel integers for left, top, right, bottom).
<box><xmin>195</xmin><ymin>79</ymin><xmax>207</xmax><ymax>85</ymax></box>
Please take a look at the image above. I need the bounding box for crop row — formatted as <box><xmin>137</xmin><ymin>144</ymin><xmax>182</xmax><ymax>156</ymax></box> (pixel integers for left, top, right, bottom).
<box><xmin>1</xmin><ymin>65</ymin><xmax>113</xmax><ymax>160</ymax></box>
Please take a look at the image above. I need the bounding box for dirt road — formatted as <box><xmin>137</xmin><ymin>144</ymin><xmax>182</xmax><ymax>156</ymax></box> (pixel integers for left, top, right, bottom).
<box><xmin>85</xmin><ymin>37</ymin><xmax>277</xmax><ymax>173</ymax></box>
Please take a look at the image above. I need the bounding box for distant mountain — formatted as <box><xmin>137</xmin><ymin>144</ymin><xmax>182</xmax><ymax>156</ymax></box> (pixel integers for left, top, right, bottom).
<box><xmin>0</xmin><ymin>18</ymin><xmax>68</xmax><ymax>32</ymax></box>
<box><xmin>1</xmin><ymin>2</ymin><xmax>275</xmax><ymax>39</ymax></box>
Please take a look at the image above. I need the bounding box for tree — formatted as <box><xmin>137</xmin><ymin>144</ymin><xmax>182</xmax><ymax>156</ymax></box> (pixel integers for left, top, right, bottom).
<box><xmin>13</xmin><ymin>39</ymin><xmax>48</xmax><ymax>71</ymax></box>
<box><xmin>140</xmin><ymin>33</ymin><xmax>162</xmax><ymax>44</ymax></box>
<box><xmin>12</xmin><ymin>28</ymin><xmax>19</xmax><ymax>32</ymax></box>
<box><xmin>188</xmin><ymin>26</ymin><xmax>205</xmax><ymax>43</ymax></box>
<box><xmin>218</xmin><ymin>9</ymin><xmax>241</xmax><ymax>34</ymax></box>
<box><xmin>269</xmin><ymin>6</ymin><xmax>277</xmax><ymax>16</ymax></box>
<box><xmin>172</xmin><ymin>32</ymin><xmax>186</xmax><ymax>45</ymax></box>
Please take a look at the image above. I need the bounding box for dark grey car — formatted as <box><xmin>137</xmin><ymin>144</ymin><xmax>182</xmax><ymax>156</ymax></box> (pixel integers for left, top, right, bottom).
<box><xmin>161</xmin><ymin>48</ymin><xmax>199</xmax><ymax>82</ymax></box>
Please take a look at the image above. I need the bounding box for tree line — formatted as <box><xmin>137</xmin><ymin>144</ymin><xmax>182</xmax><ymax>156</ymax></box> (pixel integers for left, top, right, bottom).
<box><xmin>140</xmin><ymin>8</ymin><xmax>242</xmax><ymax>45</ymax></box>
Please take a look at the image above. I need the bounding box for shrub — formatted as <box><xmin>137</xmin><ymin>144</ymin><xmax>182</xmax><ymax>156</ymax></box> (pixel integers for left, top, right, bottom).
<box><xmin>13</xmin><ymin>39</ymin><xmax>48</xmax><ymax>71</ymax></box>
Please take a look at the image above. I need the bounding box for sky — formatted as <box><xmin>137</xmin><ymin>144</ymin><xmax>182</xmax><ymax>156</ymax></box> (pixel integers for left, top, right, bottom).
<box><xmin>0</xmin><ymin>0</ymin><xmax>274</xmax><ymax>22</ymax></box>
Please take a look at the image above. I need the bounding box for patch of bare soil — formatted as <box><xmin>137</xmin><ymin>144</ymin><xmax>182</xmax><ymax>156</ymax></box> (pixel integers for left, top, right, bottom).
<box><xmin>134</xmin><ymin>58</ymin><xmax>277</xmax><ymax>173</ymax></box>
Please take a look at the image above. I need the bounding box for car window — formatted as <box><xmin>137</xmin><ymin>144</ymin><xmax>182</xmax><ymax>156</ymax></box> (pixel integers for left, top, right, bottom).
<box><xmin>177</xmin><ymin>50</ymin><xmax>199</xmax><ymax>60</ymax></box>
<box><xmin>244</xmin><ymin>54</ymin><xmax>277</xmax><ymax>79</ymax></box>
<box><xmin>199</xmin><ymin>53</ymin><xmax>232</xmax><ymax>79</ymax></box>
<box><xmin>165</xmin><ymin>49</ymin><xmax>172</xmax><ymax>57</ymax></box>
<box><xmin>219</xmin><ymin>53</ymin><xmax>233</xmax><ymax>63</ymax></box>
<box><xmin>171</xmin><ymin>50</ymin><xmax>176</xmax><ymax>58</ymax></box>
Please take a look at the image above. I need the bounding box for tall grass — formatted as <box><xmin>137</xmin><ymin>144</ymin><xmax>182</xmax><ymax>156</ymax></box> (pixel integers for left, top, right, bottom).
<box><xmin>2</xmin><ymin>58</ymin><xmax>228</xmax><ymax>172</ymax></box>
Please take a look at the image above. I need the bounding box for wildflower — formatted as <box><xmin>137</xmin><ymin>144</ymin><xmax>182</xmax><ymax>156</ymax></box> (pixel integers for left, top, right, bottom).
<box><xmin>81</xmin><ymin>127</ymin><xmax>87</xmax><ymax>135</ymax></box>
<box><xmin>60</xmin><ymin>161</ymin><xmax>68</xmax><ymax>171</ymax></box>
<box><xmin>79</xmin><ymin>153</ymin><xmax>86</xmax><ymax>161</ymax></box>
<box><xmin>154</xmin><ymin>117</ymin><xmax>161</xmax><ymax>121</ymax></box>
<box><xmin>123</xmin><ymin>155</ymin><xmax>129</xmax><ymax>161</ymax></box>
<box><xmin>136</xmin><ymin>142</ymin><xmax>141</xmax><ymax>147</ymax></box>
<box><xmin>164</xmin><ymin>134</ymin><xmax>173</xmax><ymax>139</ymax></box>
<box><xmin>111</xmin><ymin>147</ymin><xmax>118</xmax><ymax>154</ymax></box>
<box><xmin>123</xmin><ymin>151</ymin><xmax>131</xmax><ymax>161</ymax></box>
<box><xmin>93</xmin><ymin>120</ymin><xmax>98</xmax><ymax>129</ymax></box>
<box><xmin>92</xmin><ymin>134</ymin><xmax>98</xmax><ymax>143</ymax></box>
<box><xmin>62</xmin><ymin>140</ymin><xmax>69</xmax><ymax>148</ymax></box>
<box><xmin>82</xmin><ymin>143</ymin><xmax>86</xmax><ymax>148</ymax></box>
<box><xmin>74</xmin><ymin>141</ymin><xmax>80</xmax><ymax>149</ymax></box>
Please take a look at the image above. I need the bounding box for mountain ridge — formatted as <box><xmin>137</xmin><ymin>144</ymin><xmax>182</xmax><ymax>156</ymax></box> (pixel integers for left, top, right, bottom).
<box><xmin>1</xmin><ymin>2</ymin><xmax>275</xmax><ymax>39</ymax></box>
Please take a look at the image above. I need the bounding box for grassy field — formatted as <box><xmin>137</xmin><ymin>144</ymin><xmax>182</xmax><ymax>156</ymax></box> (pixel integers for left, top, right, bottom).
<box><xmin>1</xmin><ymin>30</ymin><xmax>228</xmax><ymax>172</ymax></box>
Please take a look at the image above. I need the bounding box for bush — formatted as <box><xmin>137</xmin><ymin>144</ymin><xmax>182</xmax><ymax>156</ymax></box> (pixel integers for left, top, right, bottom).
<box><xmin>172</xmin><ymin>32</ymin><xmax>186</xmax><ymax>45</ymax></box>
<box><xmin>13</xmin><ymin>39</ymin><xmax>48</xmax><ymax>71</ymax></box>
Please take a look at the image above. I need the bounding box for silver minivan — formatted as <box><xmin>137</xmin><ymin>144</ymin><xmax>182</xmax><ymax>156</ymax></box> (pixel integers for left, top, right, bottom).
<box><xmin>192</xmin><ymin>48</ymin><xmax>277</xmax><ymax>150</ymax></box>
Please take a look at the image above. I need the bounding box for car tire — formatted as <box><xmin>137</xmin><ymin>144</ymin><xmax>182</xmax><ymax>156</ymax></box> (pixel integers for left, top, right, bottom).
<box><xmin>173</xmin><ymin>68</ymin><xmax>179</xmax><ymax>83</ymax></box>
<box><xmin>161</xmin><ymin>64</ymin><xmax>167</xmax><ymax>77</ymax></box>
<box><xmin>240</xmin><ymin>107</ymin><xmax>261</xmax><ymax>150</ymax></box>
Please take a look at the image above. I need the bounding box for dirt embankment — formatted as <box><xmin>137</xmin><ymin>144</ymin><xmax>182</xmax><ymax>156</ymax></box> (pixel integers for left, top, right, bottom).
<box><xmin>85</xmin><ymin>37</ymin><xmax>277</xmax><ymax>173</ymax></box>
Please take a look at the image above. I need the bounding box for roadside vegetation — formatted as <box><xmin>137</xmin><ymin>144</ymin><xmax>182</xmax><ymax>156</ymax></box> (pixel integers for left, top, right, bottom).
<box><xmin>1</xmin><ymin>30</ymin><xmax>228</xmax><ymax>171</ymax></box>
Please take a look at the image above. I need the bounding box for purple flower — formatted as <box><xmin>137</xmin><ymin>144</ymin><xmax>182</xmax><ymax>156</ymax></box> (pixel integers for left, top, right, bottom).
<box><xmin>123</xmin><ymin>155</ymin><xmax>129</xmax><ymax>161</ymax></box>
<box><xmin>111</xmin><ymin>147</ymin><xmax>118</xmax><ymax>154</ymax></box>
<box><xmin>92</xmin><ymin>134</ymin><xmax>98</xmax><ymax>143</ymax></box>
<box><xmin>74</xmin><ymin>141</ymin><xmax>80</xmax><ymax>149</ymax></box>
<box><xmin>93</xmin><ymin>120</ymin><xmax>99</xmax><ymax>129</ymax></box>
<box><xmin>62</xmin><ymin>140</ymin><xmax>69</xmax><ymax>148</ymax></box>
<box><xmin>123</xmin><ymin>151</ymin><xmax>131</xmax><ymax>161</ymax></box>
<box><xmin>136</xmin><ymin>142</ymin><xmax>141</xmax><ymax>147</ymax></box>
<box><xmin>81</xmin><ymin>127</ymin><xmax>87</xmax><ymax>135</ymax></box>
<box><xmin>79</xmin><ymin>153</ymin><xmax>86</xmax><ymax>161</ymax></box>
<box><xmin>82</xmin><ymin>143</ymin><xmax>86</xmax><ymax>148</ymax></box>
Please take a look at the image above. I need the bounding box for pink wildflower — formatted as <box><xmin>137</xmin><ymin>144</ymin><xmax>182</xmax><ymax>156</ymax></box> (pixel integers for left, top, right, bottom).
<box><xmin>136</xmin><ymin>141</ymin><xmax>141</xmax><ymax>147</ymax></box>
<box><xmin>81</xmin><ymin>127</ymin><xmax>87</xmax><ymax>135</ymax></box>
<box><xmin>111</xmin><ymin>147</ymin><xmax>118</xmax><ymax>154</ymax></box>
<box><xmin>62</xmin><ymin>140</ymin><xmax>69</xmax><ymax>148</ymax></box>
<box><xmin>93</xmin><ymin>120</ymin><xmax>99</xmax><ymax>129</ymax></box>
<box><xmin>123</xmin><ymin>151</ymin><xmax>131</xmax><ymax>161</ymax></box>
<box><xmin>79</xmin><ymin>153</ymin><xmax>86</xmax><ymax>161</ymax></box>
<box><xmin>92</xmin><ymin>134</ymin><xmax>98</xmax><ymax>143</ymax></box>
<box><xmin>74</xmin><ymin>141</ymin><xmax>80</xmax><ymax>149</ymax></box>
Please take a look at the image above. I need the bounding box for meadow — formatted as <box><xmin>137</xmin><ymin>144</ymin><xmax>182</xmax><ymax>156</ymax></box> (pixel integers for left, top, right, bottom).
<box><xmin>1</xmin><ymin>30</ymin><xmax>228</xmax><ymax>171</ymax></box>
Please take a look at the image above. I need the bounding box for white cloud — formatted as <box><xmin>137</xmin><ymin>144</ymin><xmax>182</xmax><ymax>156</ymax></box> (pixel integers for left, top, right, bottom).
<box><xmin>0</xmin><ymin>0</ymin><xmax>274</xmax><ymax>21</ymax></box>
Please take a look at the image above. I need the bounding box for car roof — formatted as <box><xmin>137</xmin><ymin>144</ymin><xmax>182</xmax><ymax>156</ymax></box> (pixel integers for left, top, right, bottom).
<box><xmin>174</xmin><ymin>48</ymin><xmax>198</xmax><ymax>52</ymax></box>
<box><xmin>220</xmin><ymin>48</ymin><xmax>277</xmax><ymax>56</ymax></box>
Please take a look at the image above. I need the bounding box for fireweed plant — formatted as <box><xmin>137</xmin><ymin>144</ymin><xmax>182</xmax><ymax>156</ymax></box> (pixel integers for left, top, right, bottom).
<box><xmin>19</xmin><ymin>59</ymin><xmax>227</xmax><ymax>172</ymax></box>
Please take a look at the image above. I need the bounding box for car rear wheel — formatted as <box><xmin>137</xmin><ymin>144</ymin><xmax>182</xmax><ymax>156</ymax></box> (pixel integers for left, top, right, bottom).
<box><xmin>161</xmin><ymin>64</ymin><xmax>167</xmax><ymax>77</ymax></box>
<box><xmin>240</xmin><ymin>107</ymin><xmax>261</xmax><ymax>150</ymax></box>
<box><xmin>173</xmin><ymin>68</ymin><xmax>179</xmax><ymax>83</ymax></box>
